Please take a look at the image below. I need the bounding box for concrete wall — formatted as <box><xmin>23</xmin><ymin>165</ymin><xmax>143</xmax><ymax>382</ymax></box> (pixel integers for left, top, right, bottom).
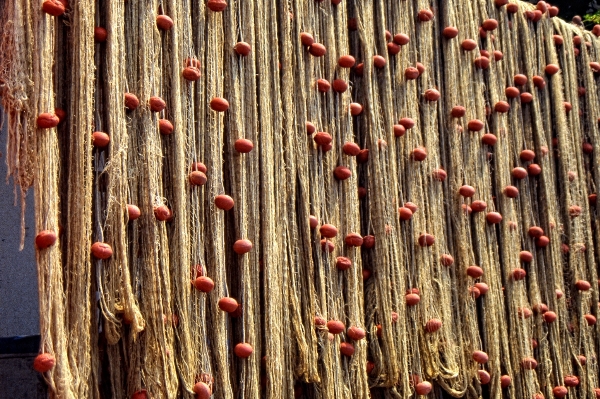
<box><xmin>0</xmin><ymin>353</ymin><xmax>47</xmax><ymax>398</ymax></box>
<box><xmin>0</xmin><ymin>109</ymin><xmax>43</xmax><ymax>399</ymax></box>
<box><xmin>0</xmin><ymin>109</ymin><xmax>40</xmax><ymax>337</ymax></box>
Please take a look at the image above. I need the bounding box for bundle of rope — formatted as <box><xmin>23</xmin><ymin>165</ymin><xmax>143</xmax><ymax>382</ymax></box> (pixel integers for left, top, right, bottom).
<box><xmin>0</xmin><ymin>0</ymin><xmax>598</xmax><ymax>398</ymax></box>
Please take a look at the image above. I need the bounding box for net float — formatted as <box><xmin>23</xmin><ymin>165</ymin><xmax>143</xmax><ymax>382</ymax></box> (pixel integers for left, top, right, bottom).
<box><xmin>91</xmin><ymin>242</ymin><xmax>113</xmax><ymax>259</ymax></box>
<box><xmin>182</xmin><ymin>66</ymin><xmax>201</xmax><ymax>81</ymax></box>
<box><xmin>481</xmin><ymin>134</ymin><xmax>497</xmax><ymax>146</ymax></box>
<box><xmin>300</xmin><ymin>32</ymin><xmax>314</xmax><ymax>46</ymax></box>
<box><xmin>149</xmin><ymin>96</ymin><xmax>166</xmax><ymax>112</ymax></box>
<box><xmin>474</xmin><ymin>56</ymin><xmax>490</xmax><ymax>69</ymax></box>
<box><xmin>543</xmin><ymin>311</ymin><xmax>557</xmax><ymax>323</ymax></box>
<box><xmin>234</xmin><ymin>343</ymin><xmax>253</xmax><ymax>358</ymax></box>
<box><xmin>471</xmin><ymin>200</ymin><xmax>487</xmax><ymax>212</ymax></box>
<box><xmin>320</xmin><ymin>224</ymin><xmax>338</xmax><ymax>238</ymax></box>
<box><xmin>33</xmin><ymin>353</ymin><xmax>55</xmax><ymax>373</ymax></box>
<box><xmin>505</xmin><ymin>87</ymin><xmax>520</xmax><ymax>98</ymax></box>
<box><xmin>314</xmin><ymin>132</ymin><xmax>332</xmax><ymax>146</ymax></box>
<box><xmin>218</xmin><ymin>297</ymin><xmax>238</xmax><ymax>313</ymax></box>
<box><xmin>189</xmin><ymin>171</ymin><xmax>207</xmax><ymax>186</ymax></box>
<box><xmin>468</xmin><ymin>119</ymin><xmax>484</xmax><ymax>131</ymax></box>
<box><xmin>520</xmin><ymin>92</ymin><xmax>533</xmax><ymax>103</ymax></box>
<box><xmin>424</xmin><ymin>89</ymin><xmax>440</xmax><ymax>101</ymax></box>
<box><xmin>482</xmin><ymin>19</ymin><xmax>498</xmax><ymax>31</ymax></box>
<box><xmin>332</xmin><ymin>79</ymin><xmax>348</xmax><ymax>93</ymax></box>
<box><xmin>412</xmin><ymin>147</ymin><xmax>427</xmax><ymax>161</ymax></box>
<box><xmin>342</xmin><ymin>142</ymin><xmax>361</xmax><ymax>156</ymax></box>
<box><xmin>461</xmin><ymin>39</ymin><xmax>477</xmax><ymax>51</ymax></box>
<box><xmin>545</xmin><ymin>64</ymin><xmax>559</xmax><ymax>75</ymax></box>
<box><xmin>35</xmin><ymin>230</ymin><xmax>57</xmax><ymax>249</ymax></box>
<box><xmin>451</xmin><ymin>106</ymin><xmax>466</xmax><ymax>117</ymax></box>
<box><xmin>575</xmin><ymin>280</ymin><xmax>591</xmax><ymax>291</ymax></box>
<box><xmin>193</xmin><ymin>382</ymin><xmax>211</xmax><ymax>399</ymax></box>
<box><xmin>475</xmin><ymin>282</ymin><xmax>489</xmax><ymax>295</ymax></box>
<box><xmin>210</xmin><ymin>97</ymin><xmax>229</xmax><ymax>112</ymax></box>
<box><xmin>37</xmin><ymin>113</ymin><xmax>60</xmax><ymax>129</ymax></box>
<box><xmin>399</xmin><ymin>207</ymin><xmax>413</xmax><ymax>221</ymax></box>
<box><xmin>350</xmin><ymin>103</ymin><xmax>363</xmax><ymax>115</ymax></box>
<box><xmin>425</xmin><ymin>319</ymin><xmax>442</xmax><ymax>332</ymax></box>
<box><xmin>405</xmin><ymin>202</ymin><xmax>418</xmax><ymax>213</ymax></box>
<box><xmin>124</xmin><ymin>93</ymin><xmax>140</xmax><ymax>110</ymax></box>
<box><xmin>346</xmin><ymin>326</ymin><xmax>365</xmax><ymax>340</ymax></box>
<box><xmin>533</xmin><ymin>76</ymin><xmax>545</xmax><ymax>89</ymax></box>
<box><xmin>214</xmin><ymin>195</ymin><xmax>234</xmax><ymax>210</ymax></box>
<box><xmin>234</xmin><ymin>138</ymin><xmax>254</xmax><ymax>153</ymax></box>
<box><xmin>340</xmin><ymin>342</ymin><xmax>355</xmax><ymax>356</ymax></box>
<box><xmin>233</xmin><ymin>239</ymin><xmax>253</xmax><ymax>254</ymax></box>
<box><xmin>467</xmin><ymin>266</ymin><xmax>484</xmax><ymax>278</ymax></box>
<box><xmin>432</xmin><ymin>168</ymin><xmax>447</xmax><ymax>181</ymax></box>
<box><xmin>479</xmin><ymin>370</ymin><xmax>491</xmax><ymax>384</ymax></box>
<box><xmin>585</xmin><ymin>314</ymin><xmax>597</xmax><ymax>326</ymax></box>
<box><xmin>418</xmin><ymin>233</ymin><xmax>434</xmax><ymax>247</ymax></box>
<box><xmin>564</xmin><ymin>376</ymin><xmax>579</xmax><ymax>387</ymax></box>
<box><xmin>309</xmin><ymin>43</ymin><xmax>326</xmax><ymax>57</ymax></box>
<box><xmin>234</xmin><ymin>41</ymin><xmax>251</xmax><ymax>56</ymax></box>
<box><xmin>158</xmin><ymin>119</ymin><xmax>174</xmax><ymax>135</ymax></box>
<box><xmin>522</xmin><ymin>357</ymin><xmax>538</xmax><ymax>369</ymax></box>
<box><xmin>207</xmin><ymin>0</ymin><xmax>227</xmax><ymax>12</ymax></box>
<box><xmin>495</xmin><ymin>101</ymin><xmax>510</xmax><ymax>113</ymax></box>
<box><xmin>519</xmin><ymin>251</ymin><xmax>533</xmax><ymax>262</ymax></box>
<box><xmin>344</xmin><ymin>233</ymin><xmax>363</xmax><ymax>247</ymax></box>
<box><xmin>387</xmin><ymin>42</ymin><xmax>400</xmax><ymax>55</ymax></box>
<box><xmin>506</xmin><ymin>3</ymin><xmax>519</xmax><ymax>13</ymax></box>
<box><xmin>321</xmin><ymin>239</ymin><xmax>334</xmax><ymax>253</ymax></box>
<box><xmin>193</xmin><ymin>277</ymin><xmax>214</xmax><ymax>292</ymax></box>
<box><xmin>512</xmin><ymin>268</ymin><xmax>527</xmax><ymax>280</ymax></box>
<box><xmin>415</xmin><ymin>382</ymin><xmax>432</xmax><ymax>395</ymax></box>
<box><xmin>127</xmin><ymin>205</ymin><xmax>141</xmax><ymax>220</ymax></box>
<box><xmin>459</xmin><ymin>185</ymin><xmax>475</xmax><ymax>197</ymax></box>
<box><xmin>156</xmin><ymin>15</ymin><xmax>174</xmax><ymax>30</ymax></box>
<box><xmin>154</xmin><ymin>205</ymin><xmax>172</xmax><ymax>221</ymax></box>
<box><xmin>362</xmin><ymin>235</ymin><xmax>375</xmax><ymax>249</ymax></box>
<box><xmin>486</xmin><ymin>212</ymin><xmax>502</xmax><ymax>224</ymax></box>
<box><xmin>327</xmin><ymin>320</ymin><xmax>345</xmax><ymax>334</ymax></box>
<box><xmin>406</xmin><ymin>293</ymin><xmax>420</xmax><ymax>306</ymax></box>
<box><xmin>94</xmin><ymin>27</ymin><xmax>107</xmax><ymax>42</ymax></box>
<box><xmin>553</xmin><ymin>387</ymin><xmax>567</xmax><ymax>398</ymax></box>
<box><xmin>440</xmin><ymin>254</ymin><xmax>454</xmax><ymax>266</ymax></box>
<box><xmin>338</xmin><ymin>55</ymin><xmax>355</xmax><ymax>68</ymax></box>
<box><xmin>42</xmin><ymin>0</ymin><xmax>66</xmax><ymax>16</ymax></box>
<box><xmin>373</xmin><ymin>55</ymin><xmax>386</xmax><ymax>69</ymax></box>
<box><xmin>443</xmin><ymin>26</ymin><xmax>458</xmax><ymax>38</ymax></box>
<box><xmin>335</xmin><ymin>256</ymin><xmax>351</xmax><ymax>271</ymax></box>
<box><xmin>512</xmin><ymin>167</ymin><xmax>528</xmax><ymax>179</ymax></box>
<box><xmin>92</xmin><ymin>132</ymin><xmax>110</xmax><ymax>148</ymax></box>
<box><xmin>393</xmin><ymin>33</ymin><xmax>410</xmax><ymax>45</ymax></box>
<box><xmin>418</xmin><ymin>9</ymin><xmax>434</xmax><ymax>22</ymax></box>
<box><xmin>405</xmin><ymin>67</ymin><xmax>420</xmax><ymax>80</ymax></box>
<box><xmin>317</xmin><ymin>79</ymin><xmax>330</xmax><ymax>92</ymax></box>
<box><xmin>536</xmin><ymin>236</ymin><xmax>550</xmax><ymax>248</ymax></box>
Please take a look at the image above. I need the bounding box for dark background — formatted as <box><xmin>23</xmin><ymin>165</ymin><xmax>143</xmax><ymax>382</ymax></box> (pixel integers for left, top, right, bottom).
<box><xmin>527</xmin><ymin>0</ymin><xmax>598</xmax><ymax>23</ymax></box>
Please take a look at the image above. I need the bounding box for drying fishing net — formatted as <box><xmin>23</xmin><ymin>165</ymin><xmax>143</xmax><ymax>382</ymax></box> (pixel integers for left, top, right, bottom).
<box><xmin>0</xmin><ymin>0</ymin><xmax>598</xmax><ymax>398</ymax></box>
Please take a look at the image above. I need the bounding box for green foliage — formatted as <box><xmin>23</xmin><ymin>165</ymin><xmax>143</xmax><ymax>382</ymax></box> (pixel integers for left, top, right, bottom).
<box><xmin>584</xmin><ymin>10</ymin><xmax>600</xmax><ymax>26</ymax></box>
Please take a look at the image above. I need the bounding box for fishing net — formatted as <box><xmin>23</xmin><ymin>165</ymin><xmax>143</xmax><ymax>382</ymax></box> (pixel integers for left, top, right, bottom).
<box><xmin>0</xmin><ymin>0</ymin><xmax>598</xmax><ymax>398</ymax></box>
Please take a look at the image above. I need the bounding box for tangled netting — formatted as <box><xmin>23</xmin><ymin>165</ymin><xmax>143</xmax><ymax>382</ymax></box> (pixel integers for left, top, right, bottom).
<box><xmin>1</xmin><ymin>0</ymin><xmax>600</xmax><ymax>398</ymax></box>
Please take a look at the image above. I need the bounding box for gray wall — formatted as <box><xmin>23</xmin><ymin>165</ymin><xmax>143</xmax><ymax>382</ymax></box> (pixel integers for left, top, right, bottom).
<box><xmin>0</xmin><ymin>109</ymin><xmax>39</xmax><ymax>338</ymax></box>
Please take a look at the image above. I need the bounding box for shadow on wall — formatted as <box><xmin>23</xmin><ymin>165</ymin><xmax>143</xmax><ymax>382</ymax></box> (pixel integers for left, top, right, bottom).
<box><xmin>0</xmin><ymin>336</ymin><xmax>46</xmax><ymax>399</ymax></box>
<box><xmin>0</xmin><ymin>105</ymin><xmax>40</xmax><ymax>338</ymax></box>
